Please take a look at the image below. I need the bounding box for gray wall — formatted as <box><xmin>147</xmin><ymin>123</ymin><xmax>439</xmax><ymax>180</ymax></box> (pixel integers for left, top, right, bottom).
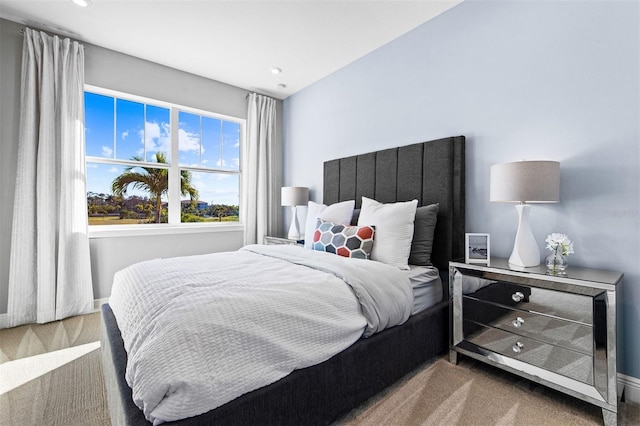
<box><xmin>283</xmin><ymin>1</ymin><xmax>640</xmax><ymax>380</ymax></box>
<box><xmin>0</xmin><ymin>17</ymin><xmax>283</xmax><ymax>312</ymax></box>
<box><xmin>0</xmin><ymin>18</ymin><xmax>22</xmax><ymax>319</ymax></box>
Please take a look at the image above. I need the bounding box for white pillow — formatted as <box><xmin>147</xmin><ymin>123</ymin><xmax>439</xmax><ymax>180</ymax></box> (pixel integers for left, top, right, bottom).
<box><xmin>357</xmin><ymin>197</ymin><xmax>418</xmax><ymax>270</ymax></box>
<box><xmin>304</xmin><ymin>200</ymin><xmax>355</xmax><ymax>248</ymax></box>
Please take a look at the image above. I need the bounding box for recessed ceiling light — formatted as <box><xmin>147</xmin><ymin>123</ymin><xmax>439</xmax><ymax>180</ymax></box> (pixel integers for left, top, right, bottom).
<box><xmin>71</xmin><ymin>0</ymin><xmax>92</xmax><ymax>7</ymax></box>
<box><xmin>277</xmin><ymin>84</ymin><xmax>287</xmax><ymax>90</ymax></box>
<box><xmin>271</xmin><ymin>67</ymin><xmax>282</xmax><ymax>75</ymax></box>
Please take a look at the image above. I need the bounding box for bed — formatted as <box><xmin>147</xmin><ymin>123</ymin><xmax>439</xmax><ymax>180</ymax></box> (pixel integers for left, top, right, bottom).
<box><xmin>100</xmin><ymin>135</ymin><xmax>466</xmax><ymax>425</ymax></box>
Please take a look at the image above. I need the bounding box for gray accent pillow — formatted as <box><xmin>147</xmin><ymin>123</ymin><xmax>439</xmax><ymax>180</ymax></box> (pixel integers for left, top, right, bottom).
<box><xmin>408</xmin><ymin>203</ymin><xmax>439</xmax><ymax>266</ymax></box>
<box><xmin>350</xmin><ymin>209</ymin><xmax>361</xmax><ymax>225</ymax></box>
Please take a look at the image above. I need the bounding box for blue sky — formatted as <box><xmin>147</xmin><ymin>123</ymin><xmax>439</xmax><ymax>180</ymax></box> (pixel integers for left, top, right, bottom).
<box><xmin>85</xmin><ymin>92</ymin><xmax>240</xmax><ymax>206</ymax></box>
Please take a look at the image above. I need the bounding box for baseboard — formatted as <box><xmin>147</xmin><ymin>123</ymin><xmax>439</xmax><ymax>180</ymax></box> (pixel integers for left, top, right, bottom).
<box><xmin>0</xmin><ymin>298</ymin><xmax>109</xmax><ymax>329</ymax></box>
<box><xmin>0</xmin><ymin>313</ymin><xmax>8</xmax><ymax>329</ymax></box>
<box><xmin>93</xmin><ymin>297</ymin><xmax>109</xmax><ymax>311</ymax></box>
<box><xmin>619</xmin><ymin>373</ymin><xmax>640</xmax><ymax>404</ymax></box>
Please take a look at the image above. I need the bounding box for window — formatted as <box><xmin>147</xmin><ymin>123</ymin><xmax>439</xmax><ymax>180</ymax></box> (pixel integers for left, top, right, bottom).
<box><xmin>85</xmin><ymin>87</ymin><xmax>243</xmax><ymax>227</ymax></box>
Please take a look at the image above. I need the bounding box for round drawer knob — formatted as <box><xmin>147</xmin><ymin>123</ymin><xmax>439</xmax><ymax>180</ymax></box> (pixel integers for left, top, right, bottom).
<box><xmin>512</xmin><ymin>291</ymin><xmax>525</xmax><ymax>302</ymax></box>
<box><xmin>512</xmin><ymin>317</ymin><xmax>525</xmax><ymax>328</ymax></box>
<box><xmin>512</xmin><ymin>342</ymin><xmax>524</xmax><ymax>353</ymax></box>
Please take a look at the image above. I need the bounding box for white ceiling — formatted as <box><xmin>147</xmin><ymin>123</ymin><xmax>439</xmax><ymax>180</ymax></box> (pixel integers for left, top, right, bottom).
<box><xmin>0</xmin><ymin>0</ymin><xmax>462</xmax><ymax>99</ymax></box>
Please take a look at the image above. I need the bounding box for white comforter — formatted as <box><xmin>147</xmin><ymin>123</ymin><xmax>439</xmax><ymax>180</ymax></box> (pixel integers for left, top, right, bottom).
<box><xmin>109</xmin><ymin>244</ymin><xmax>413</xmax><ymax>424</ymax></box>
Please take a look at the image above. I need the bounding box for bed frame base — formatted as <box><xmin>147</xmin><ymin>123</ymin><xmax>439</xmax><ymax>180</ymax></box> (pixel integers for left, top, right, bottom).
<box><xmin>101</xmin><ymin>299</ymin><xmax>448</xmax><ymax>425</ymax></box>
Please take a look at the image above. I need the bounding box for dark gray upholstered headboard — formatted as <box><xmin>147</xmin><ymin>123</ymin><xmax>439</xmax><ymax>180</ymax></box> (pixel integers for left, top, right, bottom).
<box><xmin>323</xmin><ymin>136</ymin><xmax>465</xmax><ymax>272</ymax></box>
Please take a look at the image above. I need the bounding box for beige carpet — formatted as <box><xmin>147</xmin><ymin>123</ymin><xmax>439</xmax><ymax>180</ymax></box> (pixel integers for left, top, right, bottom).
<box><xmin>0</xmin><ymin>313</ymin><xmax>638</xmax><ymax>426</ymax></box>
<box><xmin>0</xmin><ymin>312</ymin><xmax>101</xmax><ymax>363</ymax></box>
<box><xmin>340</xmin><ymin>357</ymin><xmax>639</xmax><ymax>426</ymax></box>
<box><xmin>0</xmin><ymin>346</ymin><xmax>110</xmax><ymax>426</ymax></box>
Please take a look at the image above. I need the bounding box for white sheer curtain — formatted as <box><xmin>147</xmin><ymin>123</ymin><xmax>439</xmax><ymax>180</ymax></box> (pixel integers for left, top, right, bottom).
<box><xmin>7</xmin><ymin>28</ymin><xmax>93</xmax><ymax>327</ymax></box>
<box><xmin>242</xmin><ymin>93</ymin><xmax>277</xmax><ymax>245</ymax></box>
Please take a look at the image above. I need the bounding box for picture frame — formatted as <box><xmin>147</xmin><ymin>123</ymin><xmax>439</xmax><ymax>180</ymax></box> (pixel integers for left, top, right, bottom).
<box><xmin>465</xmin><ymin>233</ymin><xmax>490</xmax><ymax>264</ymax></box>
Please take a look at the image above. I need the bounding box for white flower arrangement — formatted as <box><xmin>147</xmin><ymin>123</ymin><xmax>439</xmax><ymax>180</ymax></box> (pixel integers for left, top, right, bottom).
<box><xmin>545</xmin><ymin>233</ymin><xmax>575</xmax><ymax>256</ymax></box>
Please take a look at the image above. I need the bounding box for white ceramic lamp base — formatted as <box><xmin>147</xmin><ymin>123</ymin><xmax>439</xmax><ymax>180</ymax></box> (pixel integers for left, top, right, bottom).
<box><xmin>287</xmin><ymin>205</ymin><xmax>300</xmax><ymax>240</ymax></box>
<box><xmin>508</xmin><ymin>204</ymin><xmax>540</xmax><ymax>267</ymax></box>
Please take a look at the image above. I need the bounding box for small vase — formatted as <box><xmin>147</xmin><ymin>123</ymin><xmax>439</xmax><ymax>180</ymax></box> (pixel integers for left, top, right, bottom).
<box><xmin>545</xmin><ymin>251</ymin><xmax>568</xmax><ymax>276</ymax></box>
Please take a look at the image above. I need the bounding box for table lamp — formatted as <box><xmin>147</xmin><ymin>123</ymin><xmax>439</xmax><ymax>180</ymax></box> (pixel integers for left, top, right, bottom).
<box><xmin>281</xmin><ymin>186</ymin><xmax>309</xmax><ymax>240</ymax></box>
<box><xmin>490</xmin><ymin>160</ymin><xmax>560</xmax><ymax>267</ymax></box>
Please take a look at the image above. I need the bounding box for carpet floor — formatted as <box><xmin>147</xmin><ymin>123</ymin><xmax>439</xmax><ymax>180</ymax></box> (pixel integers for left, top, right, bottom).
<box><xmin>340</xmin><ymin>357</ymin><xmax>639</xmax><ymax>426</ymax></box>
<box><xmin>0</xmin><ymin>312</ymin><xmax>101</xmax><ymax>363</ymax></box>
<box><xmin>0</xmin><ymin>346</ymin><xmax>110</xmax><ymax>426</ymax></box>
<box><xmin>0</xmin><ymin>313</ymin><xmax>638</xmax><ymax>426</ymax></box>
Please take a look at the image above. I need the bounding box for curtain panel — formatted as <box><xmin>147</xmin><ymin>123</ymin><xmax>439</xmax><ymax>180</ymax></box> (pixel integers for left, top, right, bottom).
<box><xmin>242</xmin><ymin>93</ymin><xmax>277</xmax><ymax>245</ymax></box>
<box><xmin>7</xmin><ymin>28</ymin><xmax>93</xmax><ymax>327</ymax></box>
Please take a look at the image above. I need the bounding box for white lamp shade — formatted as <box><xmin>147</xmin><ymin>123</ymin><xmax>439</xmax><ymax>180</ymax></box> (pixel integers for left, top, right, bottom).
<box><xmin>490</xmin><ymin>160</ymin><xmax>560</xmax><ymax>268</ymax></box>
<box><xmin>490</xmin><ymin>161</ymin><xmax>560</xmax><ymax>203</ymax></box>
<box><xmin>281</xmin><ymin>186</ymin><xmax>309</xmax><ymax>206</ymax></box>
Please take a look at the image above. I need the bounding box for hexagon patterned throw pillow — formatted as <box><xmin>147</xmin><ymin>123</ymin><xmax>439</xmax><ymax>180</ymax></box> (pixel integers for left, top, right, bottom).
<box><xmin>312</xmin><ymin>219</ymin><xmax>375</xmax><ymax>259</ymax></box>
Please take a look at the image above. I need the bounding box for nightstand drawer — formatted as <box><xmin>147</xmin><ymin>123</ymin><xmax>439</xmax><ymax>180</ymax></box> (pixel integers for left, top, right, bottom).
<box><xmin>464</xmin><ymin>321</ymin><xmax>594</xmax><ymax>385</ymax></box>
<box><xmin>467</xmin><ymin>280</ymin><xmax>593</xmax><ymax>325</ymax></box>
<box><xmin>463</xmin><ymin>297</ymin><xmax>593</xmax><ymax>355</ymax></box>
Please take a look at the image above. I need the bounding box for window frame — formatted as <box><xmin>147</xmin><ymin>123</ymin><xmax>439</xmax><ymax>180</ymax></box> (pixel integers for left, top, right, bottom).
<box><xmin>84</xmin><ymin>84</ymin><xmax>245</xmax><ymax>236</ymax></box>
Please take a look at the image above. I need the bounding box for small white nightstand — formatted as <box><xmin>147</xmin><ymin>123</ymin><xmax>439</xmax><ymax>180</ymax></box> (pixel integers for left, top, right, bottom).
<box><xmin>263</xmin><ymin>235</ymin><xmax>303</xmax><ymax>246</ymax></box>
<box><xmin>449</xmin><ymin>258</ymin><xmax>622</xmax><ymax>426</ymax></box>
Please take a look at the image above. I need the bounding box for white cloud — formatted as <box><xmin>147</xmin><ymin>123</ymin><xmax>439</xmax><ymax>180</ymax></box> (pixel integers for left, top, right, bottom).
<box><xmin>101</xmin><ymin>146</ymin><xmax>113</xmax><ymax>157</ymax></box>
<box><xmin>108</xmin><ymin>167</ymin><xmax>119</xmax><ymax>173</ymax></box>
<box><xmin>138</xmin><ymin>121</ymin><xmax>171</xmax><ymax>159</ymax></box>
<box><xmin>121</xmin><ymin>130</ymin><xmax>129</xmax><ymax>139</ymax></box>
<box><xmin>179</xmin><ymin>128</ymin><xmax>201</xmax><ymax>153</ymax></box>
<box><xmin>215</xmin><ymin>157</ymin><xmax>240</xmax><ymax>169</ymax></box>
<box><xmin>145</xmin><ymin>121</ymin><xmax>161</xmax><ymax>140</ymax></box>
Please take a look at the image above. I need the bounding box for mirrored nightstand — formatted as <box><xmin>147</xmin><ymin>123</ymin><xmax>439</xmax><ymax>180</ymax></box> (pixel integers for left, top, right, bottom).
<box><xmin>263</xmin><ymin>235</ymin><xmax>304</xmax><ymax>246</ymax></box>
<box><xmin>449</xmin><ymin>259</ymin><xmax>622</xmax><ymax>426</ymax></box>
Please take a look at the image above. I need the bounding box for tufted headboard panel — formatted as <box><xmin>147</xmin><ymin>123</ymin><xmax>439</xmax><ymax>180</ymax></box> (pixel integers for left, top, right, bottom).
<box><xmin>323</xmin><ymin>136</ymin><xmax>465</xmax><ymax>272</ymax></box>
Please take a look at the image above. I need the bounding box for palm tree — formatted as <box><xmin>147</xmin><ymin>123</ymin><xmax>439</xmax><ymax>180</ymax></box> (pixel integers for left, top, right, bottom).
<box><xmin>213</xmin><ymin>204</ymin><xmax>227</xmax><ymax>222</ymax></box>
<box><xmin>111</xmin><ymin>152</ymin><xmax>198</xmax><ymax>223</ymax></box>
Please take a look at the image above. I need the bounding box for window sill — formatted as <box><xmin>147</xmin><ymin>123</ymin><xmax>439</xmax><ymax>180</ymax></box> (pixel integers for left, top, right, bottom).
<box><xmin>89</xmin><ymin>223</ymin><xmax>244</xmax><ymax>239</ymax></box>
